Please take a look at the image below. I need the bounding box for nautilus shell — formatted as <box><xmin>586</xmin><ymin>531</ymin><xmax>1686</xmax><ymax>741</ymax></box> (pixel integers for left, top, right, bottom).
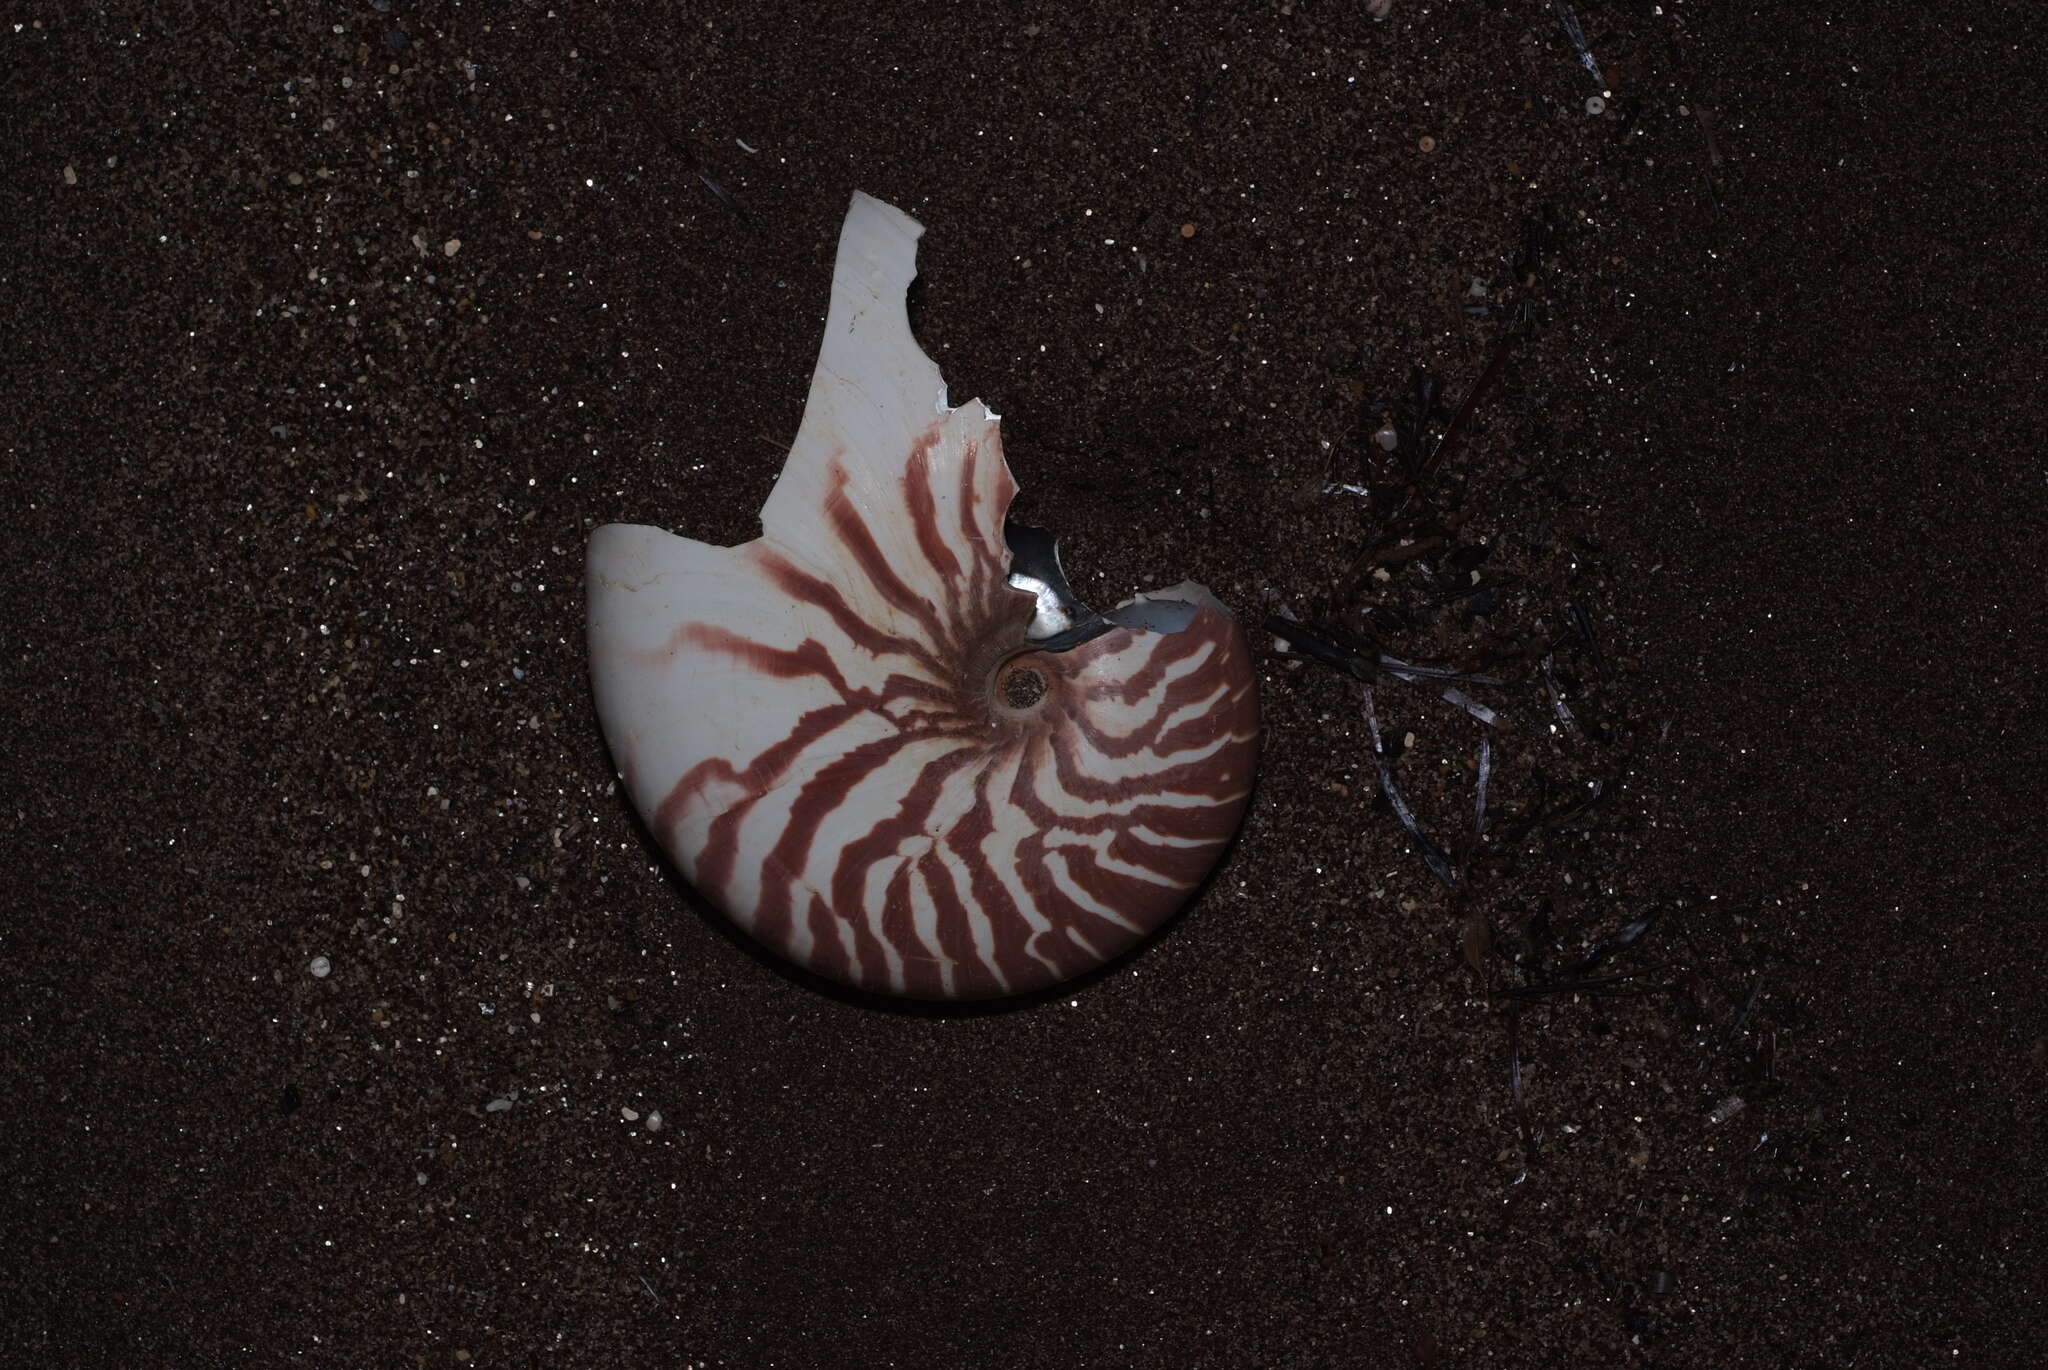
<box><xmin>587</xmin><ymin>192</ymin><xmax>1259</xmax><ymax>999</ymax></box>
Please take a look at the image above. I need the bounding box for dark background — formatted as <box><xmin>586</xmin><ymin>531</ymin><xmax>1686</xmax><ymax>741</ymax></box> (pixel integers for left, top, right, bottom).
<box><xmin>5</xmin><ymin>2</ymin><xmax>2040</xmax><ymax>1365</ymax></box>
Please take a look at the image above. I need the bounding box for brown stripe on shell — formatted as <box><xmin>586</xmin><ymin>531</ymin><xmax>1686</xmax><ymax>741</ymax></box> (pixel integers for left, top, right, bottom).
<box><xmin>820</xmin><ymin>460</ymin><xmax>953</xmax><ymax>650</ymax></box>
<box><xmin>903</xmin><ymin>430</ymin><xmax>965</xmax><ymax>586</ymax></box>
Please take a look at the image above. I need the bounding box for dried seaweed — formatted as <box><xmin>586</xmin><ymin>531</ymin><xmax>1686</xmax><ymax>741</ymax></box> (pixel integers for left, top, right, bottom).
<box><xmin>1552</xmin><ymin>0</ymin><xmax>1606</xmax><ymax>85</ymax></box>
<box><xmin>1565</xmin><ymin>598</ymin><xmax>1603</xmax><ymax>676</ymax></box>
<box><xmin>695</xmin><ymin>171</ymin><xmax>752</xmax><ymax>225</ymax></box>
<box><xmin>1442</xmin><ymin>687</ymin><xmax>1500</xmax><ymax>729</ymax></box>
<box><xmin>1539</xmin><ymin>651</ymin><xmax>1578</xmax><ymax>735</ymax></box>
<box><xmin>1507</xmin><ymin>1006</ymin><xmax>1539</xmax><ymax>1161</ymax></box>
<box><xmin>1473</xmin><ymin>734</ymin><xmax>1494</xmax><ymax>833</ymax></box>
<box><xmin>1493</xmin><ymin>971</ymin><xmax>1645</xmax><ymax>1002</ymax></box>
<box><xmin>1559</xmin><ymin>906</ymin><xmax>1663</xmax><ymax>978</ymax></box>
<box><xmin>1363</xmin><ymin>687</ymin><xmax>1456</xmax><ymax>887</ymax></box>
<box><xmin>1708</xmin><ymin>973</ymin><xmax>1766</xmax><ymax>1064</ymax></box>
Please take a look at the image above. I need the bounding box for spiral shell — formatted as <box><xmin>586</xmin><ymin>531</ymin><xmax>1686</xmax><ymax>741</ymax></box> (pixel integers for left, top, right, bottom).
<box><xmin>587</xmin><ymin>192</ymin><xmax>1259</xmax><ymax>999</ymax></box>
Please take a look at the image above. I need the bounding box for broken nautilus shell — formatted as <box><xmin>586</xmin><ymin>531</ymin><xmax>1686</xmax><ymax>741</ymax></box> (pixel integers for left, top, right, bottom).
<box><xmin>587</xmin><ymin>191</ymin><xmax>1259</xmax><ymax>999</ymax></box>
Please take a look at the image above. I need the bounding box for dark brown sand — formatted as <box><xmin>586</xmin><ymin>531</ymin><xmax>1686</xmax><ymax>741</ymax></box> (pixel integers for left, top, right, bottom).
<box><xmin>6</xmin><ymin>3</ymin><xmax>2040</xmax><ymax>1365</ymax></box>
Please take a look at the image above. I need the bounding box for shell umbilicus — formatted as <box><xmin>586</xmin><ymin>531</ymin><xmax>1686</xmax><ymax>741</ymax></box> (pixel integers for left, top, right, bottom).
<box><xmin>587</xmin><ymin>192</ymin><xmax>1258</xmax><ymax>999</ymax></box>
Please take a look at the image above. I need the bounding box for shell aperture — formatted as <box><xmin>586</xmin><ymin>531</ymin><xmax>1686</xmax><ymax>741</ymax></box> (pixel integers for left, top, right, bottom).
<box><xmin>587</xmin><ymin>192</ymin><xmax>1259</xmax><ymax>999</ymax></box>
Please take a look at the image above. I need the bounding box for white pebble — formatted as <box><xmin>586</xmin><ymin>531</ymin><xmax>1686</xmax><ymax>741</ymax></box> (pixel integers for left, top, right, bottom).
<box><xmin>1585</xmin><ymin>96</ymin><xmax>1607</xmax><ymax>116</ymax></box>
<box><xmin>309</xmin><ymin>955</ymin><xmax>331</xmax><ymax>978</ymax></box>
<box><xmin>645</xmin><ymin>1111</ymin><xmax>664</xmax><ymax>1132</ymax></box>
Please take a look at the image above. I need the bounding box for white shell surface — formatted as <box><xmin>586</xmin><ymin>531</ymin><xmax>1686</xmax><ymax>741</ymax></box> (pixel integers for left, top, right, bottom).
<box><xmin>589</xmin><ymin>192</ymin><xmax>1259</xmax><ymax>999</ymax></box>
